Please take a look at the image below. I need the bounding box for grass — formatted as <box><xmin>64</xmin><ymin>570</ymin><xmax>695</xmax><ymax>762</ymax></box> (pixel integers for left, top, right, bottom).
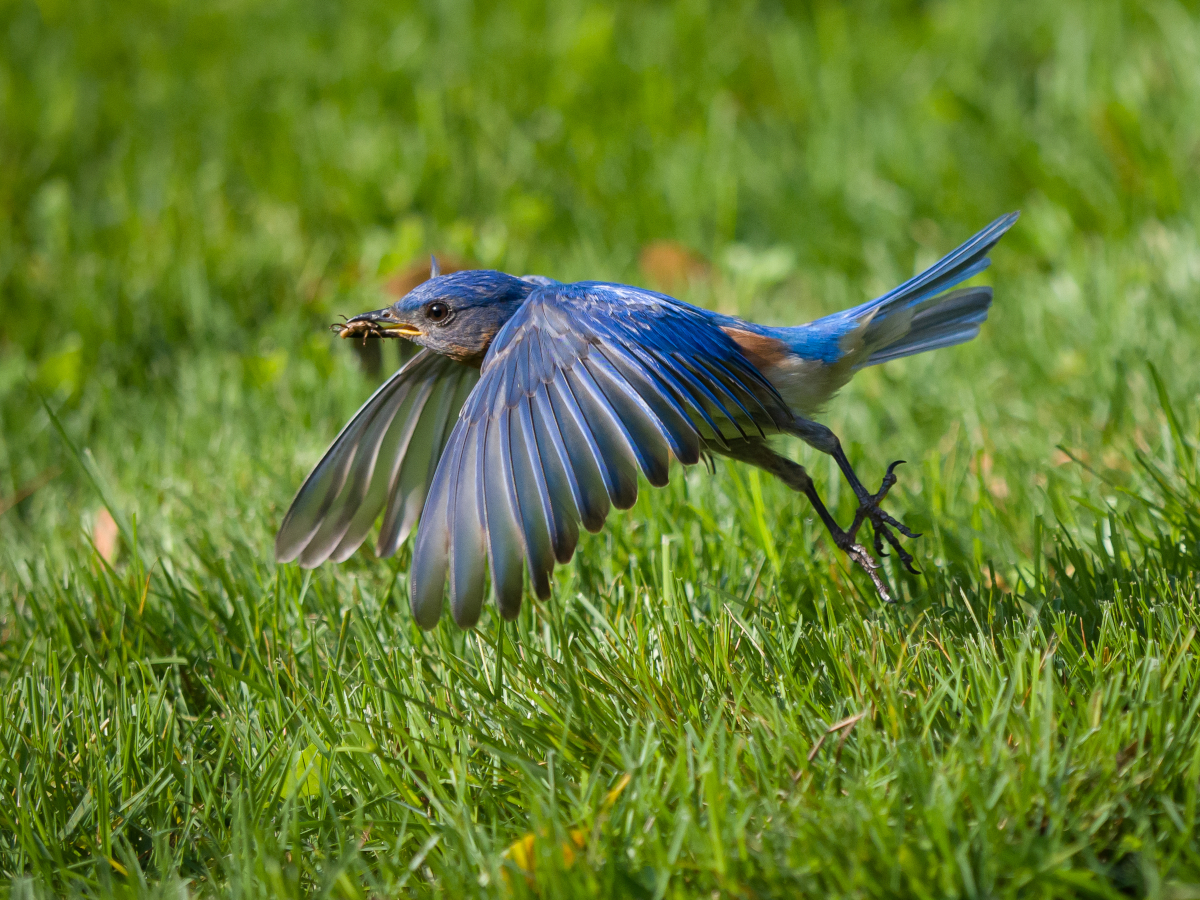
<box><xmin>2</xmin><ymin>0</ymin><xmax>1200</xmax><ymax>895</ymax></box>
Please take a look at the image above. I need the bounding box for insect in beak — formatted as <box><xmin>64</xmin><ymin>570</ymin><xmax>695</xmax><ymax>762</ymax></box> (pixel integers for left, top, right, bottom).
<box><xmin>332</xmin><ymin>309</ymin><xmax>422</xmax><ymax>341</ymax></box>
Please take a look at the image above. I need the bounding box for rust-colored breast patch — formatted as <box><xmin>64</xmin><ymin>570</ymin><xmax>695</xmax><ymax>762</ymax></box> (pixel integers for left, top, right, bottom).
<box><xmin>720</xmin><ymin>327</ymin><xmax>790</xmax><ymax>371</ymax></box>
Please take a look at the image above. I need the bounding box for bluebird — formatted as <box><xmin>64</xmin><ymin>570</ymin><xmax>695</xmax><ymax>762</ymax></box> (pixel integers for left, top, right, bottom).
<box><xmin>277</xmin><ymin>213</ymin><xmax>1018</xmax><ymax>628</ymax></box>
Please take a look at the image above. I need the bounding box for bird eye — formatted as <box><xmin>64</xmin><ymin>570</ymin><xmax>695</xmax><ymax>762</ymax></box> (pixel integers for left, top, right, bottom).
<box><xmin>424</xmin><ymin>301</ymin><xmax>450</xmax><ymax>323</ymax></box>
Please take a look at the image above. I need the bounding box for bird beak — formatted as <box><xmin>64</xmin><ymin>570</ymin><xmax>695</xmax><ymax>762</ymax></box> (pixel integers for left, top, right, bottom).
<box><xmin>338</xmin><ymin>308</ymin><xmax>422</xmax><ymax>339</ymax></box>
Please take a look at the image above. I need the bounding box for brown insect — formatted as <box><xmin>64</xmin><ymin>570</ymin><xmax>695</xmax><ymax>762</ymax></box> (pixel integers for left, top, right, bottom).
<box><xmin>330</xmin><ymin>316</ymin><xmax>400</xmax><ymax>343</ymax></box>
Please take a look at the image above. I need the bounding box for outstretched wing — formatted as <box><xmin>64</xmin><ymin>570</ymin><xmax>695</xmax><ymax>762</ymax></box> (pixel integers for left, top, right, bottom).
<box><xmin>276</xmin><ymin>349</ymin><xmax>478</xmax><ymax>568</ymax></box>
<box><xmin>409</xmin><ymin>283</ymin><xmax>792</xmax><ymax>629</ymax></box>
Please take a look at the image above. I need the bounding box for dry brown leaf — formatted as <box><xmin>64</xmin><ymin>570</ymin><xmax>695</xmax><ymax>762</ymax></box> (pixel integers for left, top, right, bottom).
<box><xmin>93</xmin><ymin>507</ymin><xmax>119</xmax><ymax>563</ymax></box>
<box><xmin>639</xmin><ymin>241</ymin><xmax>710</xmax><ymax>294</ymax></box>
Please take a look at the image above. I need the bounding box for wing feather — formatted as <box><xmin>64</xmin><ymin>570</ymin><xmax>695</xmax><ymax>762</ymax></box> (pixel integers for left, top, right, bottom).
<box><xmin>483</xmin><ymin>412</ymin><xmax>526</xmax><ymax>618</ymax></box>
<box><xmin>624</xmin><ymin>344</ymin><xmax>726</xmax><ymax>443</ymax></box>
<box><xmin>377</xmin><ymin>366</ymin><xmax>475</xmax><ymax>556</ymax></box>
<box><xmin>545</xmin><ymin>372</ymin><xmax>613</xmax><ymax>530</ymax></box>
<box><xmin>594</xmin><ymin>344</ymin><xmax>701</xmax><ymax>465</ymax></box>
<box><xmin>506</xmin><ymin>404</ymin><xmax>555</xmax><ymax>598</ymax></box>
<box><xmin>275</xmin><ymin>350</ymin><xmax>477</xmax><ymax>567</ymax></box>
<box><xmin>295</xmin><ymin>382</ymin><xmax>414</xmax><ymax>567</ymax></box>
<box><xmin>409</xmin><ymin>422</ymin><xmax>464</xmax><ymax>628</ymax></box>
<box><xmin>529</xmin><ymin>390</ymin><xmax>583</xmax><ymax>561</ymax></box>
<box><xmin>327</xmin><ymin>377</ymin><xmax>437</xmax><ymax>562</ymax></box>
<box><xmin>695</xmin><ymin>357</ymin><xmax>779</xmax><ymax>436</ymax></box>
<box><xmin>660</xmin><ymin>352</ymin><xmax>748</xmax><ymax>442</ymax></box>
<box><xmin>564</xmin><ymin>366</ymin><xmax>640</xmax><ymax>509</ymax></box>
<box><xmin>448</xmin><ymin>423</ymin><xmax>488</xmax><ymax>627</ymax></box>
<box><xmin>582</xmin><ymin>356</ymin><xmax>672</xmax><ymax>487</ymax></box>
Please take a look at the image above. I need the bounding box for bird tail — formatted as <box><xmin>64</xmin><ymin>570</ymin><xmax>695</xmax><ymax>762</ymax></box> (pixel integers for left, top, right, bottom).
<box><xmin>844</xmin><ymin>211</ymin><xmax>1018</xmax><ymax>367</ymax></box>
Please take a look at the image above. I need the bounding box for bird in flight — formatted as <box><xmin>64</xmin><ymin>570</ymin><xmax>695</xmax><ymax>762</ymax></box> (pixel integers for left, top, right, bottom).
<box><xmin>277</xmin><ymin>213</ymin><xmax>1018</xmax><ymax>628</ymax></box>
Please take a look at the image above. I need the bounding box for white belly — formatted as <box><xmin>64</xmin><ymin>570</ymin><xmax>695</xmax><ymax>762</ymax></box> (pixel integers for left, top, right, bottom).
<box><xmin>760</xmin><ymin>355</ymin><xmax>856</xmax><ymax>417</ymax></box>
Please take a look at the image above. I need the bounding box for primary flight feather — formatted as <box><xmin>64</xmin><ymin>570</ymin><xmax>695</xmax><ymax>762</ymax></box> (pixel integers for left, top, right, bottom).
<box><xmin>277</xmin><ymin>213</ymin><xmax>1018</xmax><ymax>627</ymax></box>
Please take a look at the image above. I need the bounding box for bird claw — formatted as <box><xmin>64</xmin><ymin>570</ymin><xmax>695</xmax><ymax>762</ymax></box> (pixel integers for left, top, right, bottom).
<box><xmin>852</xmin><ymin>460</ymin><xmax>921</xmax><ymax>577</ymax></box>
<box><xmin>831</xmin><ymin>460</ymin><xmax>921</xmax><ymax>601</ymax></box>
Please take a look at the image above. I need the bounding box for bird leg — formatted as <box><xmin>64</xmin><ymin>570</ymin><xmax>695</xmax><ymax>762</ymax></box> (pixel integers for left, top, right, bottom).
<box><xmin>787</xmin><ymin>418</ymin><xmax>921</xmax><ymax>576</ymax></box>
<box><xmin>719</xmin><ymin>439</ymin><xmax>894</xmax><ymax>601</ymax></box>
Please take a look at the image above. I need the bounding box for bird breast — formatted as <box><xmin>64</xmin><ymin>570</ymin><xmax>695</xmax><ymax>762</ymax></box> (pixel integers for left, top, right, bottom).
<box><xmin>720</xmin><ymin>326</ymin><xmax>853</xmax><ymax>417</ymax></box>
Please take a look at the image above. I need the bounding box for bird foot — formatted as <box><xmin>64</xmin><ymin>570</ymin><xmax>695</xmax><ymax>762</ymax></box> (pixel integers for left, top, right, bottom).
<box><xmin>833</xmin><ymin>536</ymin><xmax>893</xmax><ymax>602</ymax></box>
<box><xmin>832</xmin><ymin>460</ymin><xmax>921</xmax><ymax>602</ymax></box>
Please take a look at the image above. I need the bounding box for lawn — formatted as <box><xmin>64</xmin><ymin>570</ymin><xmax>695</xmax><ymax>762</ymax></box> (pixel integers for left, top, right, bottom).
<box><xmin>2</xmin><ymin>0</ymin><xmax>1200</xmax><ymax>896</ymax></box>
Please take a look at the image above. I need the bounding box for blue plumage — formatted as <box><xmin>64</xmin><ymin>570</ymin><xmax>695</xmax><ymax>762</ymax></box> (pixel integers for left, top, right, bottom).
<box><xmin>278</xmin><ymin>213</ymin><xmax>1019</xmax><ymax>626</ymax></box>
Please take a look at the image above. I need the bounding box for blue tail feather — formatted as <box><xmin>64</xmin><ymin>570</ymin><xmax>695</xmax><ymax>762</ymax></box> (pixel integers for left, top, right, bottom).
<box><xmin>865</xmin><ymin>285</ymin><xmax>992</xmax><ymax>365</ymax></box>
<box><xmin>855</xmin><ymin>211</ymin><xmax>1017</xmax><ymax>365</ymax></box>
<box><xmin>852</xmin><ymin>212</ymin><xmax>1016</xmax><ymax>317</ymax></box>
<box><xmin>780</xmin><ymin>212</ymin><xmax>1018</xmax><ymax>367</ymax></box>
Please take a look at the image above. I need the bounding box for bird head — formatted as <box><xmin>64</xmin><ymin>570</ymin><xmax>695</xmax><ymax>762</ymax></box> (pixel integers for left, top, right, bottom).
<box><xmin>341</xmin><ymin>269</ymin><xmax>536</xmax><ymax>365</ymax></box>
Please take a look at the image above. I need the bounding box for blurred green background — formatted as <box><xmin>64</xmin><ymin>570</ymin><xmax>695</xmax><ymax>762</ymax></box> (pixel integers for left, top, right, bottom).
<box><xmin>6</xmin><ymin>0</ymin><xmax>1195</xmax><ymax>385</ymax></box>
<box><xmin>3</xmin><ymin>0</ymin><xmax>1200</xmax><ymax>895</ymax></box>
